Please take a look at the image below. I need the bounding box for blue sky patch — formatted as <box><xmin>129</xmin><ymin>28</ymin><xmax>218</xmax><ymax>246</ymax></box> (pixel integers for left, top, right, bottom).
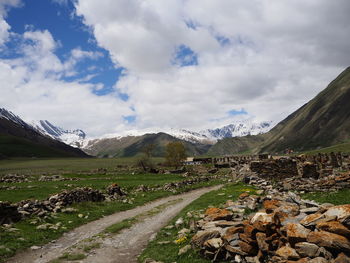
<box><xmin>5</xmin><ymin>0</ymin><xmax>125</xmax><ymax>98</ymax></box>
<box><xmin>216</xmin><ymin>35</ymin><xmax>231</xmax><ymax>46</ymax></box>
<box><xmin>227</xmin><ymin>109</ymin><xmax>248</xmax><ymax>116</ymax></box>
<box><xmin>123</xmin><ymin>115</ymin><xmax>136</xmax><ymax>124</ymax></box>
<box><xmin>184</xmin><ymin>19</ymin><xmax>198</xmax><ymax>30</ymax></box>
<box><xmin>172</xmin><ymin>44</ymin><xmax>198</xmax><ymax>67</ymax></box>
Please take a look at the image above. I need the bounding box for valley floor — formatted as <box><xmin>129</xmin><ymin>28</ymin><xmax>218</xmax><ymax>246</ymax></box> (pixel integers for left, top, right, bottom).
<box><xmin>6</xmin><ymin>185</ymin><xmax>222</xmax><ymax>263</ymax></box>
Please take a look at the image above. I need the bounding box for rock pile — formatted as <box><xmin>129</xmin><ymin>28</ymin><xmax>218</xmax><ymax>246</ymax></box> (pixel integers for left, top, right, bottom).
<box><xmin>47</xmin><ymin>187</ymin><xmax>105</xmax><ymax>207</ymax></box>
<box><xmin>39</xmin><ymin>175</ymin><xmax>82</xmax><ymax>181</ymax></box>
<box><xmin>134</xmin><ymin>176</ymin><xmax>217</xmax><ymax>193</ymax></box>
<box><xmin>191</xmin><ymin>191</ymin><xmax>350</xmax><ymax>262</ymax></box>
<box><xmin>0</xmin><ymin>201</ymin><xmax>21</xmax><ymax>224</ymax></box>
<box><xmin>0</xmin><ymin>187</ymin><xmax>105</xmax><ymax>225</ymax></box>
<box><xmin>107</xmin><ymin>183</ymin><xmax>126</xmax><ymax>196</ymax></box>
<box><xmin>0</xmin><ymin>174</ymin><xmax>31</xmax><ymax>183</ymax></box>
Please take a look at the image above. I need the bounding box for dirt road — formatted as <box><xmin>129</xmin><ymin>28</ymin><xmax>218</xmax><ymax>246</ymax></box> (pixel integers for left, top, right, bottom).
<box><xmin>7</xmin><ymin>185</ymin><xmax>222</xmax><ymax>263</ymax></box>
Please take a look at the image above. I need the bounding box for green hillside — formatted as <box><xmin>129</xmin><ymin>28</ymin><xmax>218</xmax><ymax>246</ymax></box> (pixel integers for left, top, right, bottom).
<box><xmin>259</xmin><ymin>67</ymin><xmax>350</xmax><ymax>153</ymax></box>
<box><xmin>0</xmin><ymin>134</ymin><xmax>87</xmax><ymax>158</ymax></box>
<box><xmin>84</xmin><ymin>132</ymin><xmax>210</xmax><ymax>158</ymax></box>
<box><xmin>207</xmin><ymin>135</ymin><xmax>264</xmax><ymax>156</ymax></box>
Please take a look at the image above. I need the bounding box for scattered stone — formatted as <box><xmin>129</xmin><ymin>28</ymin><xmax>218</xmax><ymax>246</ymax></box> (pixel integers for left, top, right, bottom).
<box><xmin>30</xmin><ymin>246</ymin><xmax>41</xmax><ymax>250</ymax></box>
<box><xmin>178</xmin><ymin>244</ymin><xmax>191</xmax><ymax>255</ymax></box>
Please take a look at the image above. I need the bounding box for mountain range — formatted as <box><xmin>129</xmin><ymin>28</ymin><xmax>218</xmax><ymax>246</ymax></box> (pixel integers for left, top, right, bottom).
<box><xmin>31</xmin><ymin>119</ymin><xmax>273</xmax><ymax>157</ymax></box>
<box><xmin>1</xmin><ymin>67</ymin><xmax>350</xmax><ymax>158</ymax></box>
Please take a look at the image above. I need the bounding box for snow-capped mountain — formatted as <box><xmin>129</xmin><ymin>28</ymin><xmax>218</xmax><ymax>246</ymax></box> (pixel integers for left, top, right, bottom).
<box><xmin>82</xmin><ymin>121</ymin><xmax>274</xmax><ymax>149</ymax></box>
<box><xmin>118</xmin><ymin>121</ymin><xmax>274</xmax><ymax>145</ymax></box>
<box><xmin>0</xmin><ymin>108</ymin><xmax>31</xmax><ymax>128</ymax></box>
<box><xmin>33</xmin><ymin>120</ymin><xmax>86</xmax><ymax>148</ymax></box>
<box><xmin>166</xmin><ymin>129</ymin><xmax>215</xmax><ymax>144</ymax></box>
<box><xmin>1</xmin><ymin>107</ymin><xmax>273</xmax><ymax>150</ymax></box>
<box><xmin>201</xmin><ymin>121</ymin><xmax>273</xmax><ymax>140</ymax></box>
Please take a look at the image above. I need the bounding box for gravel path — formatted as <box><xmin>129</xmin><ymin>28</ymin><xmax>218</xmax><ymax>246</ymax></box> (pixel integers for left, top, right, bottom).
<box><xmin>7</xmin><ymin>185</ymin><xmax>222</xmax><ymax>263</ymax></box>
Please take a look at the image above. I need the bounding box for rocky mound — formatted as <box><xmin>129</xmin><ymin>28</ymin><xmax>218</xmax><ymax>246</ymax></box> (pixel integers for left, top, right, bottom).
<box><xmin>191</xmin><ymin>178</ymin><xmax>350</xmax><ymax>262</ymax></box>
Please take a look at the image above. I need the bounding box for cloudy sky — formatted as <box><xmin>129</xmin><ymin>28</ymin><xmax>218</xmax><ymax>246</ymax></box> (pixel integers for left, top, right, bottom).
<box><xmin>0</xmin><ymin>0</ymin><xmax>349</xmax><ymax>137</ymax></box>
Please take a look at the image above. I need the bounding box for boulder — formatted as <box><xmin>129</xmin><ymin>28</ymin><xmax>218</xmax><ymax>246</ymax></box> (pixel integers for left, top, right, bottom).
<box><xmin>191</xmin><ymin>230</ymin><xmax>221</xmax><ymax>247</ymax></box>
<box><xmin>204</xmin><ymin>208</ymin><xmax>233</xmax><ymax>221</ymax></box>
<box><xmin>286</xmin><ymin>223</ymin><xmax>311</xmax><ymax>244</ymax></box>
<box><xmin>308</xmin><ymin>257</ymin><xmax>328</xmax><ymax>263</ymax></box>
<box><xmin>295</xmin><ymin>242</ymin><xmax>319</xmax><ymax>258</ymax></box>
<box><xmin>324</xmin><ymin>205</ymin><xmax>350</xmax><ymax>222</ymax></box>
<box><xmin>334</xmin><ymin>252</ymin><xmax>350</xmax><ymax>263</ymax></box>
<box><xmin>316</xmin><ymin>221</ymin><xmax>350</xmax><ymax>238</ymax></box>
<box><xmin>238</xmin><ymin>241</ymin><xmax>258</xmax><ymax>255</ymax></box>
<box><xmin>204</xmin><ymin>238</ymin><xmax>223</xmax><ymax>250</ymax></box>
<box><xmin>275</xmin><ymin>245</ymin><xmax>300</xmax><ymax>260</ymax></box>
<box><xmin>307</xmin><ymin>231</ymin><xmax>350</xmax><ymax>252</ymax></box>
<box><xmin>300</xmin><ymin>213</ymin><xmax>325</xmax><ymax>227</ymax></box>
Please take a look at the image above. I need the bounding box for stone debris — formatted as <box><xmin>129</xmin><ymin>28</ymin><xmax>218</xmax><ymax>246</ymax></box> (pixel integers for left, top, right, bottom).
<box><xmin>191</xmin><ymin>182</ymin><xmax>350</xmax><ymax>262</ymax></box>
<box><xmin>0</xmin><ymin>174</ymin><xmax>32</xmax><ymax>183</ymax></box>
<box><xmin>38</xmin><ymin>175</ymin><xmax>78</xmax><ymax>182</ymax></box>
<box><xmin>106</xmin><ymin>183</ymin><xmax>126</xmax><ymax>197</ymax></box>
<box><xmin>134</xmin><ymin>176</ymin><xmax>220</xmax><ymax>193</ymax></box>
<box><xmin>0</xmin><ymin>187</ymin><xmax>105</xmax><ymax>225</ymax></box>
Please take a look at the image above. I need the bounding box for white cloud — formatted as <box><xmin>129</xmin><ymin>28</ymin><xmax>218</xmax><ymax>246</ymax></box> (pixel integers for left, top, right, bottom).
<box><xmin>0</xmin><ymin>27</ymin><xmax>132</xmax><ymax>136</ymax></box>
<box><xmin>0</xmin><ymin>0</ymin><xmax>21</xmax><ymax>46</ymax></box>
<box><xmin>1</xmin><ymin>1</ymin><xmax>350</xmax><ymax>138</ymax></box>
<box><xmin>74</xmin><ymin>0</ymin><xmax>350</xmax><ymax>132</ymax></box>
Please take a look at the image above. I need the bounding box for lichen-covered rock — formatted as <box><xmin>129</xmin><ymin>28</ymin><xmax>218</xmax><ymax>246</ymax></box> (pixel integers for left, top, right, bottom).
<box><xmin>286</xmin><ymin>223</ymin><xmax>310</xmax><ymax>244</ymax></box>
<box><xmin>316</xmin><ymin>220</ymin><xmax>350</xmax><ymax>238</ymax></box>
<box><xmin>275</xmin><ymin>245</ymin><xmax>300</xmax><ymax>260</ymax></box>
<box><xmin>295</xmin><ymin>242</ymin><xmax>319</xmax><ymax>258</ymax></box>
<box><xmin>191</xmin><ymin>230</ymin><xmax>221</xmax><ymax>247</ymax></box>
<box><xmin>307</xmin><ymin>231</ymin><xmax>350</xmax><ymax>252</ymax></box>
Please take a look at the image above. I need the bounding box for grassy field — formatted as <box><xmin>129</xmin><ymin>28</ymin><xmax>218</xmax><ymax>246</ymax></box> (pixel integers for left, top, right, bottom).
<box><xmin>302</xmin><ymin>189</ymin><xmax>350</xmax><ymax>205</ymax></box>
<box><xmin>0</xmin><ymin>173</ymin><xmax>188</xmax><ymax>202</ymax></box>
<box><xmin>0</xmin><ymin>157</ymin><xmax>226</xmax><ymax>262</ymax></box>
<box><xmin>139</xmin><ymin>183</ymin><xmax>256</xmax><ymax>263</ymax></box>
<box><xmin>0</xmin><ymin>157</ymin><xmax>165</xmax><ymax>175</ymax></box>
<box><xmin>302</xmin><ymin>140</ymin><xmax>350</xmax><ymax>155</ymax></box>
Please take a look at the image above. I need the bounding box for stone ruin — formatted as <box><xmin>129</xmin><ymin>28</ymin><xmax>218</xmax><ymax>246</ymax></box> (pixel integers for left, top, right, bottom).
<box><xmin>245</xmin><ymin>152</ymin><xmax>350</xmax><ymax>193</ymax></box>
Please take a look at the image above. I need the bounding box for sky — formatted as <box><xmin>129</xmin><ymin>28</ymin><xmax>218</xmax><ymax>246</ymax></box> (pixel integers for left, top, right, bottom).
<box><xmin>0</xmin><ymin>0</ymin><xmax>349</xmax><ymax>137</ymax></box>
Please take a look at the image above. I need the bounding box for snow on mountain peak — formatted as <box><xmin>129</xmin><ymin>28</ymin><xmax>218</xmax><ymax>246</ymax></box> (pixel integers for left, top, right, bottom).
<box><xmin>1</xmin><ymin>107</ymin><xmax>274</xmax><ymax>149</ymax></box>
<box><xmin>0</xmin><ymin>108</ymin><xmax>29</xmax><ymax>128</ymax></box>
<box><xmin>33</xmin><ymin>120</ymin><xmax>86</xmax><ymax>148</ymax></box>
<box><xmin>200</xmin><ymin>120</ymin><xmax>273</xmax><ymax>140</ymax></box>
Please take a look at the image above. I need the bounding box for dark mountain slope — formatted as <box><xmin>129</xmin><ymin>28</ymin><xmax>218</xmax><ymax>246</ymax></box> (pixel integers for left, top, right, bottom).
<box><xmin>0</xmin><ymin>112</ymin><xmax>89</xmax><ymax>158</ymax></box>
